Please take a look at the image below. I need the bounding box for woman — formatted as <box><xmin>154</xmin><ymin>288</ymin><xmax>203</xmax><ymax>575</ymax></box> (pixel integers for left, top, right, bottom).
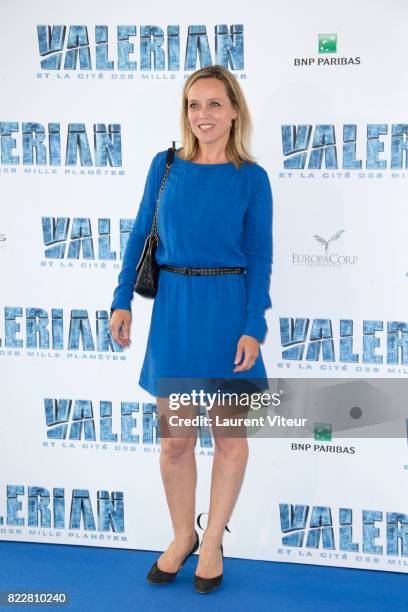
<box><xmin>109</xmin><ymin>64</ymin><xmax>273</xmax><ymax>594</ymax></box>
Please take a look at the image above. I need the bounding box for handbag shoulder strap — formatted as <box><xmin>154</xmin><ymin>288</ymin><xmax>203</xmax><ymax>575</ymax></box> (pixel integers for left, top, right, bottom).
<box><xmin>151</xmin><ymin>147</ymin><xmax>175</xmax><ymax>239</ymax></box>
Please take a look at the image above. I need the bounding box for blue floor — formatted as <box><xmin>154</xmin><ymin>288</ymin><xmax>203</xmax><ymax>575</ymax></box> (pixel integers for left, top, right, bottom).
<box><xmin>0</xmin><ymin>540</ymin><xmax>405</xmax><ymax>611</ymax></box>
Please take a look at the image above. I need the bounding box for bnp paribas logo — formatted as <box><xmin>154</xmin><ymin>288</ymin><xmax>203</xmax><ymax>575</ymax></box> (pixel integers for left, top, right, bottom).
<box><xmin>294</xmin><ymin>32</ymin><xmax>360</xmax><ymax>67</ymax></box>
<box><xmin>314</xmin><ymin>422</ymin><xmax>332</xmax><ymax>441</ymax></box>
<box><xmin>318</xmin><ymin>34</ymin><xmax>337</xmax><ymax>54</ymax></box>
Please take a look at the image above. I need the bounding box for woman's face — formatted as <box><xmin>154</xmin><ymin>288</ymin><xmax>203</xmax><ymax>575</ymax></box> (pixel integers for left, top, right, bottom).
<box><xmin>187</xmin><ymin>77</ymin><xmax>238</xmax><ymax>146</ymax></box>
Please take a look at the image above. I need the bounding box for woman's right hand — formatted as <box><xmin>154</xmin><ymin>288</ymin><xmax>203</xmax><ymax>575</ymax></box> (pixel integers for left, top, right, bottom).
<box><xmin>109</xmin><ymin>309</ymin><xmax>132</xmax><ymax>348</ymax></box>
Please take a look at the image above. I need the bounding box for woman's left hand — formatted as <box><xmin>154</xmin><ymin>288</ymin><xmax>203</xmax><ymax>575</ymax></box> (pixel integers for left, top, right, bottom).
<box><xmin>233</xmin><ymin>335</ymin><xmax>260</xmax><ymax>372</ymax></box>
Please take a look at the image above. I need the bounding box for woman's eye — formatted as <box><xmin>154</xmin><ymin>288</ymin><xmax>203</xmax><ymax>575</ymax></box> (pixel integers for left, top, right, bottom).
<box><xmin>189</xmin><ymin>102</ymin><xmax>220</xmax><ymax>108</ymax></box>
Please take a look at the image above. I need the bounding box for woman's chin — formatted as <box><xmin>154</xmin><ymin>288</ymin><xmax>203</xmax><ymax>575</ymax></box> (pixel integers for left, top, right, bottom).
<box><xmin>195</xmin><ymin>133</ymin><xmax>220</xmax><ymax>144</ymax></box>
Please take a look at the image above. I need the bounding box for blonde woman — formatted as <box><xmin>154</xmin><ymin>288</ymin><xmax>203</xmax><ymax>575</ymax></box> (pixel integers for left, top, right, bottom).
<box><xmin>110</xmin><ymin>65</ymin><xmax>273</xmax><ymax>594</ymax></box>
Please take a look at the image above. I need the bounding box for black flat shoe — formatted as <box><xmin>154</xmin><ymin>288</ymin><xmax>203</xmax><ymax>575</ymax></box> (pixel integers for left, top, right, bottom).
<box><xmin>194</xmin><ymin>543</ymin><xmax>224</xmax><ymax>594</ymax></box>
<box><xmin>147</xmin><ymin>530</ymin><xmax>200</xmax><ymax>584</ymax></box>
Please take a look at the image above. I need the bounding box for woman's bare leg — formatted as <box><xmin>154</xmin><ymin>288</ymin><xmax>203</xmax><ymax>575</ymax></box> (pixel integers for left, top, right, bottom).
<box><xmin>154</xmin><ymin>396</ymin><xmax>198</xmax><ymax>572</ymax></box>
<box><xmin>195</xmin><ymin>401</ymin><xmax>249</xmax><ymax>578</ymax></box>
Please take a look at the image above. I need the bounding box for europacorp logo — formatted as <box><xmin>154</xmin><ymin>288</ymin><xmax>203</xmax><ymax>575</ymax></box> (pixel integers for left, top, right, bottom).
<box><xmin>278</xmin><ymin>318</ymin><xmax>408</xmax><ymax>374</ymax></box>
<box><xmin>291</xmin><ymin>229</ymin><xmax>359</xmax><ymax>267</ymax></box>
<box><xmin>279</xmin><ymin>123</ymin><xmax>408</xmax><ymax>179</ymax></box>
<box><xmin>294</xmin><ymin>33</ymin><xmax>361</xmax><ymax>67</ymax></box>
<box><xmin>0</xmin><ymin>485</ymin><xmax>126</xmax><ymax>542</ymax></box>
<box><xmin>36</xmin><ymin>24</ymin><xmax>245</xmax><ymax>80</ymax></box>
<box><xmin>41</xmin><ymin>217</ymin><xmax>134</xmax><ymax>270</ymax></box>
<box><xmin>43</xmin><ymin>398</ymin><xmax>214</xmax><ymax>455</ymax></box>
<box><xmin>0</xmin><ymin>123</ymin><xmax>123</xmax><ymax>175</ymax></box>
<box><xmin>279</xmin><ymin>503</ymin><xmax>408</xmax><ymax>568</ymax></box>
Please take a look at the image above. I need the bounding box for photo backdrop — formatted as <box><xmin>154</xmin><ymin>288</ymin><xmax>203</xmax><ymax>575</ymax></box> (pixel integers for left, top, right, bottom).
<box><xmin>1</xmin><ymin>0</ymin><xmax>407</xmax><ymax>573</ymax></box>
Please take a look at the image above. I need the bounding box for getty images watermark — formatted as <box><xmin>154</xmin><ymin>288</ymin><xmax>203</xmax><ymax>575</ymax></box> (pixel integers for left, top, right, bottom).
<box><xmin>166</xmin><ymin>388</ymin><xmax>307</xmax><ymax>430</ymax></box>
<box><xmin>157</xmin><ymin>377</ymin><xmax>408</xmax><ymax>439</ymax></box>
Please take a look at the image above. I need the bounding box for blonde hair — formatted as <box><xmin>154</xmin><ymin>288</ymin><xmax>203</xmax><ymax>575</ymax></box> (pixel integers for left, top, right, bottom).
<box><xmin>178</xmin><ymin>65</ymin><xmax>257</xmax><ymax>170</ymax></box>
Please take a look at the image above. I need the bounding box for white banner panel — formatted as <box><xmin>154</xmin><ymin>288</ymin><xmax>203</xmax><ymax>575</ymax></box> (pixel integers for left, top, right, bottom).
<box><xmin>0</xmin><ymin>0</ymin><xmax>407</xmax><ymax>573</ymax></box>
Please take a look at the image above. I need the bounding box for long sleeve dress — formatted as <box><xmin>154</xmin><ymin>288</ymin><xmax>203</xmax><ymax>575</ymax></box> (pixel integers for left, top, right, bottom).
<box><xmin>111</xmin><ymin>148</ymin><xmax>273</xmax><ymax>398</ymax></box>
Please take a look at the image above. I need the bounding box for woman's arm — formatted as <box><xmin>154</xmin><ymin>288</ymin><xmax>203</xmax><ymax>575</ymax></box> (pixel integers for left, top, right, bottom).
<box><xmin>110</xmin><ymin>151</ymin><xmax>164</xmax><ymax>315</ymax></box>
<box><xmin>242</xmin><ymin>165</ymin><xmax>273</xmax><ymax>343</ymax></box>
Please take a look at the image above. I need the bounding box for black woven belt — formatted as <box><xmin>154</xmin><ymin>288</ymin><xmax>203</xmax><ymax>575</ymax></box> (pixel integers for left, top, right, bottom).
<box><xmin>159</xmin><ymin>264</ymin><xmax>246</xmax><ymax>276</ymax></box>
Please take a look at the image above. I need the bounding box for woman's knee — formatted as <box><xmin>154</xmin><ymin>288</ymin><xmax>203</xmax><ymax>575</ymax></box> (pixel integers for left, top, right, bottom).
<box><xmin>213</xmin><ymin>436</ymin><xmax>248</xmax><ymax>457</ymax></box>
<box><xmin>160</xmin><ymin>437</ymin><xmax>196</xmax><ymax>462</ymax></box>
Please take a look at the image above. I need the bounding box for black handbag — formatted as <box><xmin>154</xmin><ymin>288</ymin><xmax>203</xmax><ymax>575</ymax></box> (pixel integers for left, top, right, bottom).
<box><xmin>133</xmin><ymin>147</ymin><xmax>176</xmax><ymax>298</ymax></box>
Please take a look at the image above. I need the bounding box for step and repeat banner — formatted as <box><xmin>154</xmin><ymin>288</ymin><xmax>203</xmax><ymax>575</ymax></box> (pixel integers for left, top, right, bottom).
<box><xmin>1</xmin><ymin>1</ymin><xmax>408</xmax><ymax>573</ymax></box>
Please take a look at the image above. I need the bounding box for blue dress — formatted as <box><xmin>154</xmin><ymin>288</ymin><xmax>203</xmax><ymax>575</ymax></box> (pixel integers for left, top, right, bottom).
<box><xmin>111</xmin><ymin>149</ymin><xmax>273</xmax><ymax>398</ymax></box>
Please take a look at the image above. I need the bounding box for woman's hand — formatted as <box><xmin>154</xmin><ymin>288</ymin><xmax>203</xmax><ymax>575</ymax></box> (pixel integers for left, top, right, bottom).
<box><xmin>233</xmin><ymin>335</ymin><xmax>260</xmax><ymax>372</ymax></box>
<box><xmin>109</xmin><ymin>309</ymin><xmax>132</xmax><ymax>348</ymax></box>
